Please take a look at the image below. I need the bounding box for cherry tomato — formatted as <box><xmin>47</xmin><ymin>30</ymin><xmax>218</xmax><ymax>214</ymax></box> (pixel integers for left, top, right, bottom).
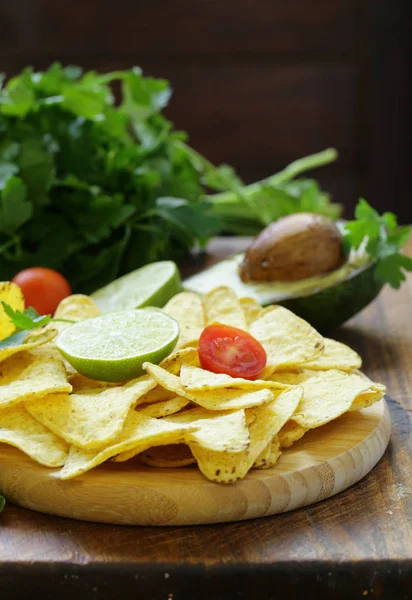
<box><xmin>198</xmin><ymin>323</ymin><xmax>267</xmax><ymax>380</ymax></box>
<box><xmin>12</xmin><ymin>267</ymin><xmax>72</xmax><ymax>315</ymax></box>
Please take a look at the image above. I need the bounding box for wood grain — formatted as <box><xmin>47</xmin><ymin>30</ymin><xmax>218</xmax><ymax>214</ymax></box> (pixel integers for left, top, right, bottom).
<box><xmin>0</xmin><ymin>401</ymin><xmax>390</xmax><ymax>526</ymax></box>
<box><xmin>1</xmin><ymin>238</ymin><xmax>412</xmax><ymax>600</ymax></box>
<box><xmin>0</xmin><ymin>1</ymin><xmax>355</xmax><ymax>56</ymax></box>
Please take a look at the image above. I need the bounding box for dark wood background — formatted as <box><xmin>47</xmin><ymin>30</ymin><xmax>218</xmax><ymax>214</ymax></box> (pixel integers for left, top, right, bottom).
<box><xmin>0</xmin><ymin>0</ymin><xmax>410</xmax><ymax>221</ymax></box>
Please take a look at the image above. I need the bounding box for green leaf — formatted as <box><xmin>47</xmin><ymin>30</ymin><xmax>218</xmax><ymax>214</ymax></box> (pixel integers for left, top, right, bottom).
<box><xmin>0</xmin><ymin>302</ymin><xmax>51</xmax><ymax>331</ymax></box>
<box><xmin>375</xmin><ymin>253</ymin><xmax>412</xmax><ymax>289</ymax></box>
<box><xmin>0</xmin><ymin>176</ymin><xmax>32</xmax><ymax>234</ymax></box>
<box><xmin>343</xmin><ymin>198</ymin><xmax>412</xmax><ymax>289</ymax></box>
<box><xmin>17</xmin><ymin>139</ymin><xmax>55</xmax><ymax>206</ymax></box>
<box><xmin>122</xmin><ymin>67</ymin><xmax>172</xmax><ymax>122</ymax></box>
<box><xmin>62</xmin><ymin>88</ymin><xmax>106</xmax><ymax>119</ymax></box>
<box><xmin>0</xmin><ymin>329</ymin><xmax>30</xmax><ymax>349</ymax></box>
<box><xmin>0</xmin><ymin>495</ymin><xmax>5</xmax><ymax>514</ymax></box>
<box><xmin>0</xmin><ymin>69</ymin><xmax>35</xmax><ymax>117</ymax></box>
<box><xmin>0</xmin><ymin>163</ymin><xmax>19</xmax><ymax>189</ymax></box>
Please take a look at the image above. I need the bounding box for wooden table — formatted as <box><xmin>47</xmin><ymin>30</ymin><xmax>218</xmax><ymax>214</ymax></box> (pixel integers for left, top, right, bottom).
<box><xmin>1</xmin><ymin>238</ymin><xmax>411</xmax><ymax>600</ymax></box>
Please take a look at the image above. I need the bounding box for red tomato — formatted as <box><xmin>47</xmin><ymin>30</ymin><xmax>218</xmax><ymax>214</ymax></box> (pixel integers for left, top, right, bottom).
<box><xmin>12</xmin><ymin>267</ymin><xmax>72</xmax><ymax>315</ymax></box>
<box><xmin>198</xmin><ymin>323</ymin><xmax>267</xmax><ymax>380</ymax></box>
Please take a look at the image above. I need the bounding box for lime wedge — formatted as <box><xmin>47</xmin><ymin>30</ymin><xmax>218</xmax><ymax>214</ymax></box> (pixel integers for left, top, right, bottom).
<box><xmin>55</xmin><ymin>310</ymin><xmax>179</xmax><ymax>382</ymax></box>
<box><xmin>91</xmin><ymin>261</ymin><xmax>181</xmax><ymax>313</ymax></box>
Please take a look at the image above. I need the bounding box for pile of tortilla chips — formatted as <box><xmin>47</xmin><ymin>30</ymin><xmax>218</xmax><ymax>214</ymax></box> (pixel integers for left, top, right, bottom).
<box><xmin>0</xmin><ymin>282</ymin><xmax>386</xmax><ymax>483</ymax></box>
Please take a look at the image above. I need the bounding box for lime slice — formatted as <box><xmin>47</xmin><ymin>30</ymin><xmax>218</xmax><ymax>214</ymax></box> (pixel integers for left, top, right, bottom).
<box><xmin>55</xmin><ymin>309</ymin><xmax>179</xmax><ymax>382</ymax></box>
<box><xmin>90</xmin><ymin>261</ymin><xmax>181</xmax><ymax>313</ymax></box>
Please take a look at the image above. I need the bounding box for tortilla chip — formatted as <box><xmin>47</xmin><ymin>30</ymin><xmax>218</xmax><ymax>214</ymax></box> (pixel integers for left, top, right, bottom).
<box><xmin>204</xmin><ymin>286</ymin><xmax>247</xmax><ymax>330</ymax></box>
<box><xmin>254</xmin><ymin>436</ymin><xmax>281</xmax><ymax>469</ymax></box>
<box><xmin>290</xmin><ymin>370</ymin><xmax>386</xmax><ymax>430</ymax></box>
<box><xmin>0</xmin><ymin>282</ymin><xmax>25</xmax><ymax>340</ymax></box>
<box><xmin>140</xmin><ymin>444</ymin><xmax>196</xmax><ymax>468</ymax></box>
<box><xmin>180</xmin><ymin>363</ymin><xmax>288</xmax><ymax>393</ymax></box>
<box><xmin>57</xmin><ymin>411</ymin><xmax>198</xmax><ymax>479</ymax></box>
<box><xmin>138</xmin><ymin>347</ymin><xmax>199</xmax><ymax>405</ymax></box>
<box><xmin>250</xmin><ymin>306</ymin><xmax>324</xmax><ymax>377</ymax></box>
<box><xmin>0</xmin><ymin>325</ymin><xmax>57</xmax><ymax>364</ymax></box>
<box><xmin>54</xmin><ymin>294</ymin><xmax>100</xmax><ymax>322</ymax></box>
<box><xmin>0</xmin><ymin>349</ymin><xmax>72</xmax><ymax>410</ymax></box>
<box><xmin>278</xmin><ymin>420</ymin><xmax>308</xmax><ymax>448</ymax></box>
<box><xmin>144</xmin><ymin>362</ymin><xmax>276</xmax><ymax>411</ymax></box>
<box><xmin>25</xmin><ymin>375</ymin><xmax>156</xmax><ymax>449</ymax></box>
<box><xmin>190</xmin><ymin>386</ymin><xmax>303</xmax><ymax>482</ymax></box>
<box><xmin>0</xmin><ymin>404</ymin><xmax>69</xmax><ymax>467</ymax></box>
<box><xmin>138</xmin><ymin>396</ymin><xmax>190</xmax><ymax>418</ymax></box>
<box><xmin>69</xmin><ymin>373</ymin><xmax>117</xmax><ymax>391</ymax></box>
<box><xmin>114</xmin><ymin>407</ymin><xmax>250</xmax><ymax>462</ymax></box>
<box><xmin>301</xmin><ymin>338</ymin><xmax>362</xmax><ymax>372</ymax></box>
<box><xmin>159</xmin><ymin>347</ymin><xmax>199</xmax><ymax>373</ymax></box>
<box><xmin>163</xmin><ymin>292</ymin><xmax>204</xmax><ymax>348</ymax></box>
<box><xmin>240</xmin><ymin>296</ymin><xmax>263</xmax><ymax>327</ymax></box>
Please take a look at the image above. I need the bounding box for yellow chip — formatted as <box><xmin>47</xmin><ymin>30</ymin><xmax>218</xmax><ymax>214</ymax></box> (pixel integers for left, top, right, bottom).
<box><xmin>278</xmin><ymin>420</ymin><xmax>307</xmax><ymax>448</ymax></box>
<box><xmin>204</xmin><ymin>286</ymin><xmax>247</xmax><ymax>330</ymax></box>
<box><xmin>290</xmin><ymin>369</ymin><xmax>386</xmax><ymax>430</ymax></box>
<box><xmin>138</xmin><ymin>347</ymin><xmax>199</xmax><ymax>405</ymax></box>
<box><xmin>144</xmin><ymin>362</ymin><xmax>275</xmax><ymax>411</ymax></box>
<box><xmin>254</xmin><ymin>436</ymin><xmax>281</xmax><ymax>469</ymax></box>
<box><xmin>25</xmin><ymin>375</ymin><xmax>156</xmax><ymax>449</ymax></box>
<box><xmin>300</xmin><ymin>338</ymin><xmax>362</xmax><ymax>372</ymax></box>
<box><xmin>0</xmin><ymin>282</ymin><xmax>25</xmax><ymax>340</ymax></box>
<box><xmin>69</xmin><ymin>373</ymin><xmax>117</xmax><ymax>391</ymax></box>
<box><xmin>250</xmin><ymin>306</ymin><xmax>324</xmax><ymax>377</ymax></box>
<box><xmin>138</xmin><ymin>396</ymin><xmax>190</xmax><ymax>418</ymax></box>
<box><xmin>0</xmin><ymin>349</ymin><xmax>72</xmax><ymax>410</ymax></box>
<box><xmin>180</xmin><ymin>364</ymin><xmax>288</xmax><ymax>393</ymax></box>
<box><xmin>190</xmin><ymin>386</ymin><xmax>303</xmax><ymax>483</ymax></box>
<box><xmin>163</xmin><ymin>292</ymin><xmax>204</xmax><ymax>348</ymax></box>
<box><xmin>0</xmin><ymin>404</ymin><xmax>69</xmax><ymax>467</ymax></box>
<box><xmin>114</xmin><ymin>407</ymin><xmax>250</xmax><ymax>462</ymax></box>
<box><xmin>159</xmin><ymin>347</ymin><xmax>199</xmax><ymax>373</ymax></box>
<box><xmin>57</xmin><ymin>411</ymin><xmax>198</xmax><ymax>479</ymax></box>
<box><xmin>54</xmin><ymin>294</ymin><xmax>100</xmax><ymax>322</ymax></box>
<box><xmin>239</xmin><ymin>296</ymin><xmax>263</xmax><ymax>327</ymax></box>
<box><xmin>0</xmin><ymin>325</ymin><xmax>57</xmax><ymax>364</ymax></box>
<box><xmin>140</xmin><ymin>444</ymin><xmax>196</xmax><ymax>468</ymax></box>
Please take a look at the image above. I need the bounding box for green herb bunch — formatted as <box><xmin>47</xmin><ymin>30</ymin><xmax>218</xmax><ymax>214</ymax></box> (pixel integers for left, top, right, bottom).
<box><xmin>0</xmin><ymin>64</ymin><xmax>340</xmax><ymax>293</ymax></box>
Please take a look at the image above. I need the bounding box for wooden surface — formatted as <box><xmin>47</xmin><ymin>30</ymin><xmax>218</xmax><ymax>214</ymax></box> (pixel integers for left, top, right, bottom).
<box><xmin>1</xmin><ymin>1</ymin><xmax>410</xmax><ymax>221</ymax></box>
<box><xmin>1</xmin><ymin>237</ymin><xmax>412</xmax><ymax>599</ymax></box>
<box><xmin>0</xmin><ymin>400</ymin><xmax>390</xmax><ymax>526</ymax></box>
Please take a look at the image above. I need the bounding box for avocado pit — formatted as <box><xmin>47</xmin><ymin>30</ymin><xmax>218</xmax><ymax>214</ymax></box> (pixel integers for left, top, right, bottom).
<box><xmin>239</xmin><ymin>213</ymin><xmax>344</xmax><ymax>282</ymax></box>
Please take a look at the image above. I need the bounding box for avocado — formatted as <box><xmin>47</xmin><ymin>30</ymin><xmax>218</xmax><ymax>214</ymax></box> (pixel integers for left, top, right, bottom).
<box><xmin>183</xmin><ymin>252</ymin><xmax>383</xmax><ymax>333</ymax></box>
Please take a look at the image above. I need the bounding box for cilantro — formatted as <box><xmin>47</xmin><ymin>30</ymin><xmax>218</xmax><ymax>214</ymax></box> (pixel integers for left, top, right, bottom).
<box><xmin>343</xmin><ymin>199</ymin><xmax>412</xmax><ymax>289</ymax></box>
<box><xmin>0</xmin><ymin>63</ymin><xmax>340</xmax><ymax>292</ymax></box>
<box><xmin>0</xmin><ymin>303</ymin><xmax>52</xmax><ymax>349</ymax></box>
<box><xmin>1</xmin><ymin>302</ymin><xmax>51</xmax><ymax>330</ymax></box>
<box><xmin>0</xmin><ymin>302</ymin><xmax>75</xmax><ymax>350</ymax></box>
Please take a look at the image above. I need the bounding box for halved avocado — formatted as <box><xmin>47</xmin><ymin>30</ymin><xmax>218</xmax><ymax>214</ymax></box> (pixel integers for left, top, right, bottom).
<box><xmin>183</xmin><ymin>253</ymin><xmax>383</xmax><ymax>333</ymax></box>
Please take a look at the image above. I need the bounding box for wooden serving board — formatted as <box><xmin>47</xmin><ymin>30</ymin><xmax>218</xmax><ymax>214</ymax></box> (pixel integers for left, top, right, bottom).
<box><xmin>0</xmin><ymin>399</ymin><xmax>390</xmax><ymax>526</ymax></box>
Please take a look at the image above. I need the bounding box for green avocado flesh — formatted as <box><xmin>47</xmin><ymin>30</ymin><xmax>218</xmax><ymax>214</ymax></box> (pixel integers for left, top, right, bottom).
<box><xmin>183</xmin><ymin>253</ymin><xmax>384</xmax><ymax>333</ymax></box>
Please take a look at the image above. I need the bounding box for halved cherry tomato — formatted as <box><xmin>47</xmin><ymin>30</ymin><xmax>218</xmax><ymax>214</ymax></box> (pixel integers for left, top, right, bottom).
<box><xmin>12</xmin><ymin>267</ymin><xmax>72</xmax><ymax>316</ymax></box>
<box><xmin>198</xmin><ymin>323</ymin><xmax>267</xmax><ymax>380</ymax></box>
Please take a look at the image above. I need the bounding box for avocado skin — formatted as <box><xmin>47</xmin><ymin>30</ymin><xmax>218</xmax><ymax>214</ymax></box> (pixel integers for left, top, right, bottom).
<box><xmin>275</xmin><ymin>263</ymin><xmax>384</xmax><ymax>333</ymax></box>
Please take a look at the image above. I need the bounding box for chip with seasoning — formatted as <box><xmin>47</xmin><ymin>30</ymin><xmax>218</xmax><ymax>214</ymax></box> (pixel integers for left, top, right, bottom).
<box><xmin>25</xmin><ymin>375</ymin><xmax>156</xmax><ymax>449</ymax></box>
<box><xmin>0</xmin><ymin>281</ymin><xmax>387</xmax><ymax>487</ymax></box>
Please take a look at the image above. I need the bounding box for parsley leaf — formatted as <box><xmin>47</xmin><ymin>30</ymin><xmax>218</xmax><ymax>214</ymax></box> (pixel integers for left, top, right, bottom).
<box><xmin>1</xmin><ymin>302</ymin><xmax>51</xmax><ymax>330</ymax></box>
<box><xmin>343</xmin><ymin>199</ymin><xmax>412</xmax><ymax>289</ymax></box>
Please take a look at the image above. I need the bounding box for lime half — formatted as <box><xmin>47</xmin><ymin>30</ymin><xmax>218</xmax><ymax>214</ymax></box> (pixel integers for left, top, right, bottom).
<box><xmin>91</xmin><ymin>261</ymin><xmax>181</xmax><ymax>313</ymax></box>
<box><xmin>56</xmin><ymin>310</ymin><xmax>179</xmax><ymax>382</ymax></box>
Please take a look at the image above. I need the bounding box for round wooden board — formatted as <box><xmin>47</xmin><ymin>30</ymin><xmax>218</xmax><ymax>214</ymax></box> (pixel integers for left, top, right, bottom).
<box><xmin>0</xmin><ymin>400</ymin><xmax>390</xmax><ymax>526</ymax></box>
